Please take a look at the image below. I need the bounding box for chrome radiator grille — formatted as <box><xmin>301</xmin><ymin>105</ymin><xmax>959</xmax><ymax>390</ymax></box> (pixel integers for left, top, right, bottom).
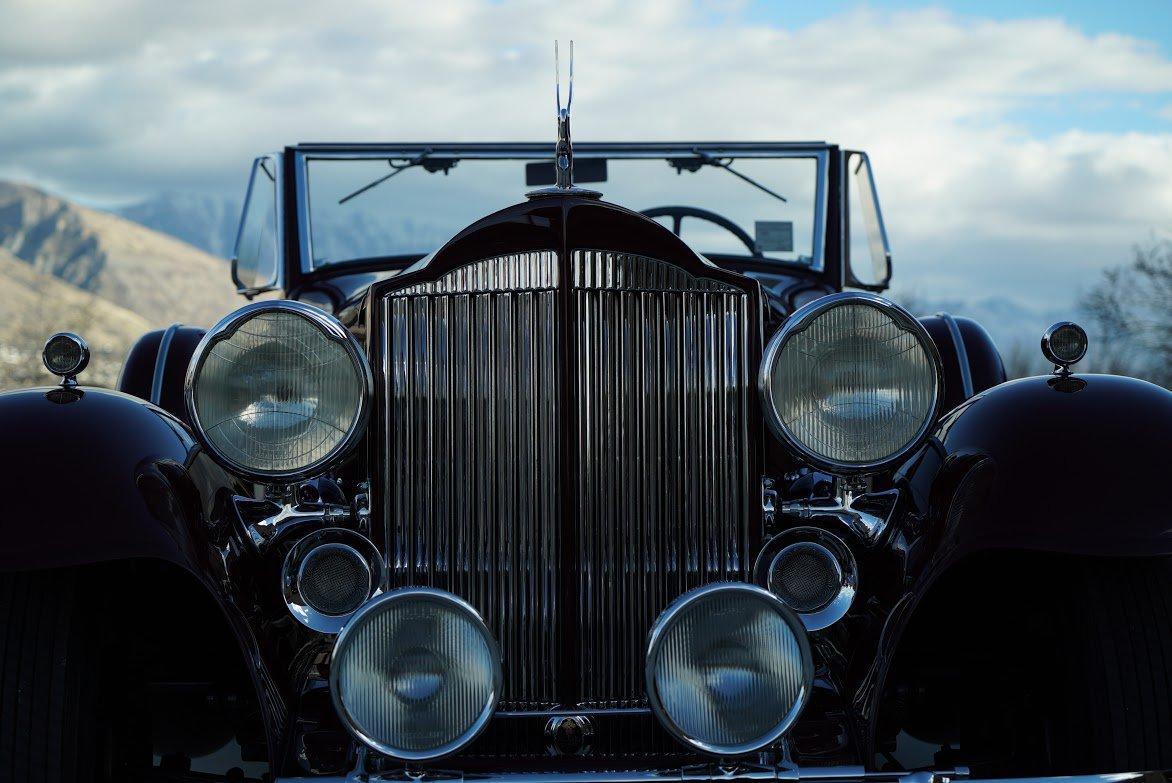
<box><xmin>573</xmin><ymin>250</ymin><xmax>751</xmax><ymax>707</ymax></box>
<box><xmin>382</xmin><ymin>249</ymin><xmax>752</xmax><ymax>710</ymax></box>
<box><xmin>384</xmin><ymin>251</ymin><xmax>562</xmax><ymax>710</ymax></box>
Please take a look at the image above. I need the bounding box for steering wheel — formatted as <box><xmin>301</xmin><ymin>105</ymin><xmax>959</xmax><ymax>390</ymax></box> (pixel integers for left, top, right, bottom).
<box><xmin>641</xmin><ymin>205</ymin><xmax>760</xmax><ymax>256</ymax></box>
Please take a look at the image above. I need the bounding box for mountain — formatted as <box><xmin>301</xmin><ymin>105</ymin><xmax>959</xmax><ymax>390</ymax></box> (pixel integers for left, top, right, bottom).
<box><xmin>0</xmin><ymin>248</ymin><xmax>152</xmax><ymax>388</ymax></box>
<box><xmin>117</xmin><ymin>192</ymin><xmax>240</xmax><ymax>259</ymax></box>
<box><xmin>0</xmin><ymin>181</ymin><xmax>240</xmax><ymax>327</ymax></box>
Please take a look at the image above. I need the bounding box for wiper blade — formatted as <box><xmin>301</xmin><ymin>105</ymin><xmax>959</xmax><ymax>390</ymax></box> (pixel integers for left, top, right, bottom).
<box><xmin>338</xmin><ymin>149</ymin><xmax>458</xmax><ymax>205</ymax></box>
<box><xmin>670</xmin><ymin>149</ymin><xmax>788</xmax><ymax>204</ymax></box>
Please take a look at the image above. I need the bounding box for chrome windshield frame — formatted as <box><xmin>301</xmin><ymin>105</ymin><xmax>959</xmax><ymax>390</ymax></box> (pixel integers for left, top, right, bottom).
<box><xmin>290</xmin><ymin>142</ymin><xmax>831</xmax><ymax>276</ymax></box>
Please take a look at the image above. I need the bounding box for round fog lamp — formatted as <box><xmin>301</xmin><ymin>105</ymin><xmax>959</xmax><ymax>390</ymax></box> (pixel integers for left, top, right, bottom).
<box><xmin>646</xmin><ymin>583</ymin><xmax>813</xmax><ymax>756</ymax></box>
<box><xmin>1041</xmin><ymin>321</ymin><xmax>1088</xmax><ymax>369</ymax></box>
<box><xmin>330</xmin><ymin>588</ymin><xmax>501</xmax><ymax>760</ymax></box>
<box><xmin>42</xmin><ymin>332</ymin><xmax>89</xmax><ymax>380</ymax></box>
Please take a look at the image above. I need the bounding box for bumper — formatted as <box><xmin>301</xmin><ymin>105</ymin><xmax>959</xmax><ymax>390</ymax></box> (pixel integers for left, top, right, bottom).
<box><xmin>274</xmin><ymin>765</ymin><xmax>1156</xmax><ymax>783</ymax></box>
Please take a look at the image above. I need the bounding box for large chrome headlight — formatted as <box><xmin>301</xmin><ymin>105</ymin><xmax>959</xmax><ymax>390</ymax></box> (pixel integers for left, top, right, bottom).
<box><xmin>330</xmin><ymin>589</ymin><xmax>502</xmax><ymax>760</ymax></box>
<box><xmin>759</xmin><ymin>292</ymin><xmax>942</xmax><ymax>472</ymax></box>
<box><xmin>646</xmin><ymin>583</ymin><xmax>813</xmax><ymax>756</ymax></box>
<box><xmin>185</xmin><ymin>301</ymin><xmax>371</xmax><ymax>481</ymax></box>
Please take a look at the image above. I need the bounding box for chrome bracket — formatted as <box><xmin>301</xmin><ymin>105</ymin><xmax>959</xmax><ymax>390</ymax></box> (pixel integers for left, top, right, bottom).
<box><xmin>780</xmin><ymin>484</ymin><xmax>900</xmax><ymax>542</ymax></box>
<box><xmin>233</xmin><ymin>495</ymin><xmax>351</xmax><ymax>553</ymax></box>
<box><xmin>762</xmin><ymin>477</ymin><xmax>779</xmax><ymax>528</ymax></box>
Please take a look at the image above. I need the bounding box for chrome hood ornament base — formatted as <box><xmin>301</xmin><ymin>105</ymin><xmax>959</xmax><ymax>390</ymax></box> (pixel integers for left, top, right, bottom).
<box><xmin>528</xmin><ymin>40</ymin><xmax>602</xmax><ymax>200</ymax></box>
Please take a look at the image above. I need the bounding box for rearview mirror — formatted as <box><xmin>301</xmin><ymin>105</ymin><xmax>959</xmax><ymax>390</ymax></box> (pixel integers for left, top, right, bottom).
<box><xmin>845</xmin><ymin>151</ymin><xmax>892</xmax><ymax>292</ymax></box>
<box><xmin>231</xmin><ymin>154</ymin><xmax>283</xmax><ymax>296</ymax></box>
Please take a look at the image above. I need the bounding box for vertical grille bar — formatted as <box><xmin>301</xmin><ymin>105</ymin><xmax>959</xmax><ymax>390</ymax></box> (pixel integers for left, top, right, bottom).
<box><xmin>573</xmin><ymin>250</ymin><xmax>751</xmax><ymax>707</ymax></box>
<box><xmin>384</xmin><ymin>252</ymin><xmax>561</xmax><ymax>710</ymax></box>
<box><xmin>382</xmin><ymin>248</ymin><xmax>753</xmax><ymax>711</ymax></box>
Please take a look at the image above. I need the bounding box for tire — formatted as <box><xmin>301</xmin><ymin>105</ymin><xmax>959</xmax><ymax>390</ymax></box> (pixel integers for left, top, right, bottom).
<box><xmin>0</xmin><ymin>570</ymin><xmax>98</xmax><ymax>783</ymax></box>
<box><xmin>1056</xmin><ymin>558</ymin><xmax>1172</xmax><ymax>773</ymax></box>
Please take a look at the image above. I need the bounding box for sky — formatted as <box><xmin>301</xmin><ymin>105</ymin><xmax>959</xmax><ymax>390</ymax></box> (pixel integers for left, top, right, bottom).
<box><xmin>0</xmin><ymin>0</ymin><xmax>1170</xmax><ymax>317</ymax></box>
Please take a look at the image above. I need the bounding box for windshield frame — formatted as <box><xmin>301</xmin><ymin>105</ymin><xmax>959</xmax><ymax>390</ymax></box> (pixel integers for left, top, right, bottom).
<box><xmin>290</xmin><ymin>142</ymin><xmax>830</xmax><ymax>275</ymax></box>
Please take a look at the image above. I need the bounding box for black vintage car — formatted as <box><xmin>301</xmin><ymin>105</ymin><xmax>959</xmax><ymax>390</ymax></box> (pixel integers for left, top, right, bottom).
<box><xmin>3</xmin><ymin>57</ymin><xmax>1172</xmax><ymax>783</ymax></box>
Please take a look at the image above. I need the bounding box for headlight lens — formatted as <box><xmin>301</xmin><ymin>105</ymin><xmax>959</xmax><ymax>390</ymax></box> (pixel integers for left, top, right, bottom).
<box><xmin>185</xmin><ymin>301</ymin><xmax>370</xmax><ymax>480</ymax></box>
<box><xmin>646</xmin><ymin>583</ymin><xmax>813</xmax><ymax>756</ymax></box>
<box><xmin>760</xmin><ymin>293</ymin><xmax>941</xmax><ymax>471</ymax></box>
<box><xmin>330</xmin><ymin>589</ymin><xmax>501</xmax><ymax>760</ymax></box>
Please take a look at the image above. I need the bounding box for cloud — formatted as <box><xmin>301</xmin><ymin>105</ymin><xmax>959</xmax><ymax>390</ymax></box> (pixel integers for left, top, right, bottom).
<box><xmin>0</xmin><ymin>0</ymin><xmax>1169</xmax><ymax>312</ymax></box>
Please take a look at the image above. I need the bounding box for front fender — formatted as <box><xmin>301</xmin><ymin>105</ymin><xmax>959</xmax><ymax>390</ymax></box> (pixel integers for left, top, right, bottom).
<box><xmin>0</xmin><ymin>385</ymin><xmax>288</xmax><ymax>766</ymax></box>
<box><xmin>855</xmin><ymin>372</ymin><xmax>1172</xmax><ymax>745</ymax></box>
<box><xmin>923</xmin><ymin>372</ymin><xmax>1172</xmax><ymax>558</ymax></box>
<box><xmin>0</xmin><ymin>385</ymin><xmax>243</xmax><ymax>572</ymax></box>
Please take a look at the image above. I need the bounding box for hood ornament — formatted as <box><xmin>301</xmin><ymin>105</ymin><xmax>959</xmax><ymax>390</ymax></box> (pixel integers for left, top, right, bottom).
<box><xmin>527</xmin><ymin>40</ymin><xmax>601</xmax><ymax>200</ymax></box>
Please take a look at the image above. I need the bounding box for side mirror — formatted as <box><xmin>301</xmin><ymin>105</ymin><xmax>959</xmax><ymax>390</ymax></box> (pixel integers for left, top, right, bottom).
<box><xmin>845</xmin><ymin>151</ymin><xmax>893</xmax><ymax>292</ymax></box>
<box><xmin>232</xmin><ymin>154</ymin><xmax>283</xmax><ymax>297</ymax></box>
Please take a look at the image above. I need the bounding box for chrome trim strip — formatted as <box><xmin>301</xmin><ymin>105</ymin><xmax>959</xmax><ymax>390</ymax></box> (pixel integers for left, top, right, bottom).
<box><xmin>150</xmin><ymin>322</ymin><xmax>181</xmax><ymax>405</ymax></box>
<box><xmin>935</xmin><ymin>312</ymin><xmax>973</xmax><ymax>399</ymax></box>
<box><xmin>273</xmin><ymin>763</ymin><xmax>988</xmax><ymax>783</ymax></box>
<box><xmin>183</xmin><ymin>299</ymin><xmax>373</xmax><ymax>482</ymax></box>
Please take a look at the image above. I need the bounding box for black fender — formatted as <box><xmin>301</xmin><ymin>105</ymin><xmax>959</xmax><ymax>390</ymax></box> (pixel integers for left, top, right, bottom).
<box><xmin>118</xmin><ymin>324</ymin><xmax>208</xmax><ymax>426</ymax></box>
<box><xmin>0</xmin><ymin>385</ymin><xmax>286</xmax><ymax>766</ymax></box>
<box><xmin>918</xmin><ymin>372</ymin><xmax>1172</xmax><ymax>558</ymax></box>
<box><xmin>919</xmin><ymin>313</ymin><xmax>1006</xmax><ymax>413</ymax></box>
<box><xmin>854</xmin><ymin>372</ymin><xmax>1172</xmax><ymax>746</ymax></box>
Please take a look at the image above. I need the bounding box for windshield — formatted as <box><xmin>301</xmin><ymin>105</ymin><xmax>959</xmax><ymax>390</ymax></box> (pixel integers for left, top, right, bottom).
<box><xmin>299</xmin><ymin>150</ymin><xmax>825</xmax><ymax>271</ymax></box>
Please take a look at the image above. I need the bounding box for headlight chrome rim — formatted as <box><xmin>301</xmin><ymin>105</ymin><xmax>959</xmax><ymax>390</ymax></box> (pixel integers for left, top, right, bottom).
<box><xmin>645</xmin><ymin>582</ymin><xmax>814</xmax><ymax>757</ymax></box>
<box><xmin>184</xmin><ymin>300</ymin><xmax>373</xmax><ymax>482</ymax></box>
<box><xmin>754</xmin><ymin>527</ymin><xmax>858</xmax><ymax>632</ymax></box>
<box><xmin>281</xmin><ymin>527</ymin><xmax>383</xmax><ymax>634</ymax></box>
<box><xmin>329</xmin><ymin>587</ymin><xmax>503</xmax><ymax>762</ymax></box>
<box><xmin>759</xmin><ymin>292</ymin><xmax>944</xmax><ymax>473</ymax></box>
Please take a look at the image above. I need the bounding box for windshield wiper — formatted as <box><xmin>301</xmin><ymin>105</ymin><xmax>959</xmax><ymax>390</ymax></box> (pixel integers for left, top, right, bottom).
<box><xmin>669</xmin><ymin>149</ymin><xmax>788</xmax><ymax>204</ymax></box>
<box><xmin>338</xmin><ymin>150</ymin><xmax>458</xmax><ymax>205</ymax></box>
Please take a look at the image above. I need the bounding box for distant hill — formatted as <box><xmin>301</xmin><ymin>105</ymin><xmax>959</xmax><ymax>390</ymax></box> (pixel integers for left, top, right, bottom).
<box><xmin>0</xmin><ymin>248</ymin><xmax>151</xmax><ymax>387</ymax></box>
<box><xmin>117</xmin><ymin>192</ymin><xmax>241</xmax><ymax>259</ymax></box>
<box><xmin>0</xmin><ymin>180</ymin><xmax>243</xmax><ymax>389</ymax></box>
<box><xmin>0</xmin><ymin>181</ymin><xmax>240</xmax><ymax>327</ymax></box>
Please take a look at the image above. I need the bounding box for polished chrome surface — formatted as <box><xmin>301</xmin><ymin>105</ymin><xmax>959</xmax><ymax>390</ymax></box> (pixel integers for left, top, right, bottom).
<box><xmin>544</xmin><ymin>714</ymin><xmax>594</xmax><ymax>756</ymax></box>
<box><xmin>754</xmin><ymin>527</ymin><xmax>857</xmax><ymax>632</ymax></box>
<box><xmin>780</xmin><ymin>486</ymin><xmax>899</xmax><ymax>542</ymax></box>
<box><xmin>934</xmin><ymin>312</ymin><xmax>973</xmax><ymax>399</ymax></box>
<box><xmin>759</xmin><ymin>292</ymin><xmax>943</xmax><ymax>474</ymax></box>
<box><xmin>329</xmin><ymin>587</ymin><xmax>502</xmax><ymax>761</ymax></box>
<box><xmin>382</xmin><ymin>249</ymin><xmax>753</xmax><ymax>710</ymax></box>
<box><xmin>281</xmin><ymin>527</ymin><xmax>383</xmax><ymax>634</ymax></box>
<box><xmin>42</xmin><ymin>331</ymin><xmax>90</xmax><ymax>386</ymax></box>
<box><xmin>184</xmin><ymin>299</ymin><xmax>373</xmax><ymax>482</ymax></box>
<box><xmin>644</xmin><ymin>582</ymin><xmax>813</xmax><ymax>756</ymax></box>
<box><xmin>384</xmin><ymin>251</ymin><xmax>561</xmax><ymax>710</ymax></box>
<box><xmin>526</xmin><ymin>41</ymin><xmax>600</xmax><ymax>199</ymax></box>
<box><xmin>236</xmin><ymin>494</ymin><xmax>352</xmax><ymax>553</ymax></box>
<box><xmin>573</xmin><ymin>249</ymin><xmax>751</xmax><ymax>707</ymax></box>
<box><xmin>1041</xmin><ymin>320</ymin><xmax>1088</xmax><ymax>374</ymax></box>
<box><xmin>276</xmin><ymin>764</ymin><xmax>983</xmax><ymax>783</ymax></box>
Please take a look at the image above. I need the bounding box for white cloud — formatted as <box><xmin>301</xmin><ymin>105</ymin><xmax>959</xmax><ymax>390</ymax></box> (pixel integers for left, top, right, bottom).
<box><xmin>0</xmin><ymin>0</ymin><xmax>1169</xmax><ymax>313</ymax></box>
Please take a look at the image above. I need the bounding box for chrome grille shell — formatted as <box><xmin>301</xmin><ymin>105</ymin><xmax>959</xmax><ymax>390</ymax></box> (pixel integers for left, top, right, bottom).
<box><xmin>372</xmin><ymin>199</ymin><xmax>763</xmax><ymax>711</ymax></box>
